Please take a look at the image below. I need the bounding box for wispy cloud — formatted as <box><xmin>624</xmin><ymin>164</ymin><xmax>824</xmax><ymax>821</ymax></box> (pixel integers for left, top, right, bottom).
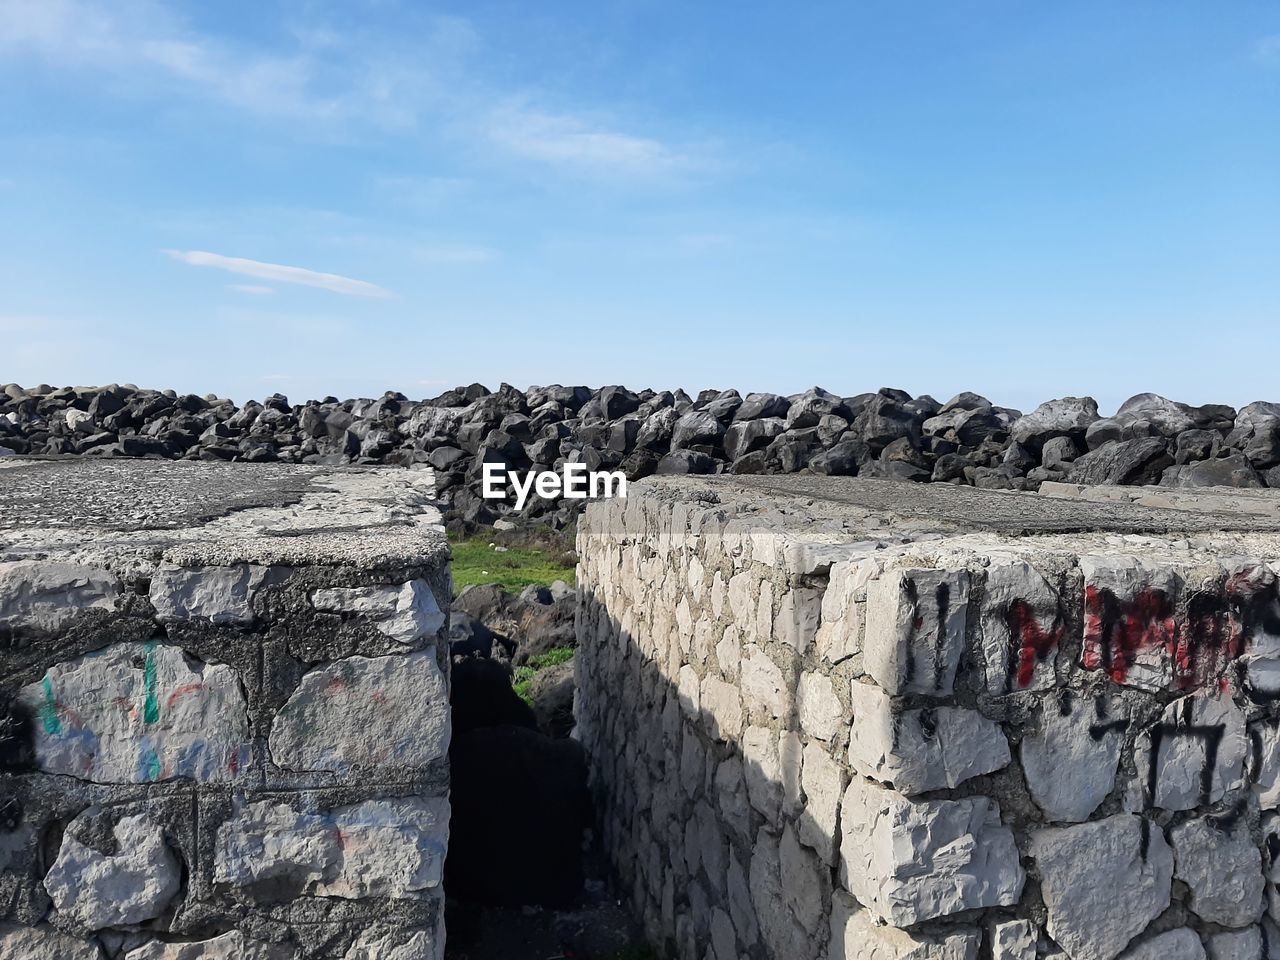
<box><xmin>486</xmin><ymin>103</ymin><xmax>692</xmax><ymax>177</ymax></box>
<box><xmin>0</xmin><ymin>0</ymin><xmax>326</xmax><ymax>117</ymax></box>
<box><xmin>1257</xmin><ymin>35</ymin><xmax>1280</xmax><ymax>65</ymax></box>
<box><xmin>0</xmin><ymin>1</ymin><xmax>714</xmax><ymax>180</ymax></box>
<box><xmin>227</xmin><ymin>283</ymin><xmax>276</xmax><ymax>296</ymax></box>
<box><xmin>418</xmin><ymin>245</ymin><xmax>497</xmax><ymax>264</ymax></box>
<box><xmin>167</xmin><ymin>250</ymin><xmax>392</xmax><ymax>298</ymax></box>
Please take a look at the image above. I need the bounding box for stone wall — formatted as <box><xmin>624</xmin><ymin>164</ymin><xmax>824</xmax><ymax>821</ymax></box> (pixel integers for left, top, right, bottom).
<box><xmin>574</xmin><ymin>476</ymin><xmax>1280</xmax><ymax>960</ymax></box>
<box><xmin>0</xmin><ymin>461</ymin><xmax>451</xmax><ymax>959</ymax></box>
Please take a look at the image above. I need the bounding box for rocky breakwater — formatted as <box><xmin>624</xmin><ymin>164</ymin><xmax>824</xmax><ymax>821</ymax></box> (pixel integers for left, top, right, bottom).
<box><xmin>575</xmin><ymin>474</ymin><xmax>1280</xmax><ymax>960</ymax></box>
<box><xmin>0</xmin><ymin>459</ymin><xmax>451</xmax><ymax>959</ymax></box>
<box><xmin>5</xmin><ymin>383</ymin><xmax>1280</xmax><ymax>531</ymax></box>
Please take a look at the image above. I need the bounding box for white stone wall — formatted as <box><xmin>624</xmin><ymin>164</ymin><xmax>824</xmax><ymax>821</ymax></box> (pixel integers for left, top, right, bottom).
<box><xmin>575</xmin><ymin>487</ymin><xmax>1280</xmax><ymax>960</ymax></box>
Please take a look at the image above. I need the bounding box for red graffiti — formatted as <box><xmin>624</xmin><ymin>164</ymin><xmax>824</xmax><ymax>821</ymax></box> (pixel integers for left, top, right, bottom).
<box><xmin>1006</xmin><ymin>600</ymin><xmax>1064</xmax><ymax>688</ymax></box>
<box><xmin>166</xmin><ymin>683</ymin><xmax>206</xmax><ymax>708</ymax></box>
<box><xmin>1083</xmin><ymin>567</ymin><xmax>1279</xmax><ymax>690</ymax></box>
<box><xmin>1083</xmin><ymin>586</ymin><xmax>1177</xmax><ymax>684</ymax></box>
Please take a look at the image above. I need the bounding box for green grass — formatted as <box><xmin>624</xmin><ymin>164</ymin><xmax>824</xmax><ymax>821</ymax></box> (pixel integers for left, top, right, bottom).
<box><xmin>449</xmin><ymin>536</ymin><xmax>578</xmax><ymax>593</ymax></box>
<box><xmin>512</xmin><ymin>645</ymin><xmax>576</xmax><ymax>703</ymax></box>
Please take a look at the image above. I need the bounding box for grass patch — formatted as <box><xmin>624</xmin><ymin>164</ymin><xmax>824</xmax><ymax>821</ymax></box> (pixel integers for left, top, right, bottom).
<box><xmin>512</xmin><ymin>645</ymin><xmax>576</xmax><ymax>703</ymax></box>
<box><xmin>449</xmin><ymin>535</ymin><xmax>577</xmax><ymax>594</ymax></box>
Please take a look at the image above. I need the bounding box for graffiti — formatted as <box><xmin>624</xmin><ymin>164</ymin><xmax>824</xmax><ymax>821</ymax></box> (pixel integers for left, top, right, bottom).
<box><xmin>1146</xmin><ymin>697</ymin><xmax>1226</xmax><ymax>809</ymax></box>
<box><xmin>1005</xmin><ymin>599</ymin><xmax>1065</xmax><ymax>690</ymax></box>
<box><xmin>16</xmin><ymin>642</ymin><xmax>251</xmax><ymax>785</ymax></box>
<box><xmin>1083</xmin><ymin>586</ymin><xmax>1177</xmax><ymax>685</ymax></box>
<box><xmin>902</xmin><ymin>576</ymin><xmax>952</xmax><ymax>692</ymax></box>
<box><xmin>1082</xmin><ymin>565</ymin><xmax>1280</xmax><ymax>691</ymax></box>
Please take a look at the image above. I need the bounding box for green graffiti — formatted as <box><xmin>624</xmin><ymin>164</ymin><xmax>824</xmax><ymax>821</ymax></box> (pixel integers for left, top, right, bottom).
<box><xmin>143</xmin><ymin>746</ymin><xmax>162</xmax><ymax>781</ymax></box>
<box><xmin>39</xmin><ymin>674</ymin><xmax>61</xmax><ymax>736</ymax></box>
<box><xmin>143</xmin><ymin>641</ymin><xmax>160</xmax><ymax>725</ymax></box>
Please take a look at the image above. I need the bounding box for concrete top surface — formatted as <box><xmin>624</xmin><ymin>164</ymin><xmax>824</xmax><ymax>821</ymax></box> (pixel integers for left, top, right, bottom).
<box><xmin>0</xmin><ymin>459</ymin><xmax>447</xmax><ymax>570</ymax></box>
<box><xmin>639</xmin><ymin>475</ymin><xmax>1280</xmax><ymax>535</ymax></box>
<box><xmin>623</xmin><ymin>476</ymin><xmax>1280</xmax><ymax>568</ymax></box>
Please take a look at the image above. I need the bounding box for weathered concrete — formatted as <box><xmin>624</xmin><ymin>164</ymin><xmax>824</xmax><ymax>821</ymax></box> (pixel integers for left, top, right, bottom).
<box><xmin>575</xmin><ymin>475</ymin><xmax>1280</xmax><ymax>960</ymax></box>
<box><xmin>0</xmin><ymin>459</ymin><xmax>450</xmax><ymax>959</ymax></box>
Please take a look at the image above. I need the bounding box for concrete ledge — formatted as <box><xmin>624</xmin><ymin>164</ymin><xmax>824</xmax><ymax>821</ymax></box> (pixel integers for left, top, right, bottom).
<box><xmin>0</xmin><ymin>460</ymin><xmax>451</xmax><ymax>959</ymax></box>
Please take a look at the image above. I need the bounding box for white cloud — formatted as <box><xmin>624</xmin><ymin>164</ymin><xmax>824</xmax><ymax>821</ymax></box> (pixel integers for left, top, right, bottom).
<box><xmin>228</xmin><ymin>284</ymin><xmax>276</xmax><ymax>295</ymax></box>
<box><xmin>417</xmin><ymin>245</ymin><xmax>497</xmax><ymax>264</ymax></box>
<box><xmin>0</xmin><ymin>1</ymin><xmax>711</xmax><ymax>178</ymax></box>
<box><xmin>167</xmin><ymin>250</ymin><xmax>392</xmax><ymax>298</ymax></box>
<box><xmin>487</xmin><ymin>103</ymin><xmax>692</xmax><ymax>177</ymax></box>
<box><xmin>1258</xmin><ymin>35</ymin><xmax>1280</xmax><ymax>64</ymax></box>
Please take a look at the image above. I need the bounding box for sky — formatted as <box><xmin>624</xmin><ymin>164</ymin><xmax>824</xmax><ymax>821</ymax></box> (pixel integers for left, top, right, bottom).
<box><xmin>1</xmin><ymin>0</ymin><xmax>1278</xmax><ymax>412</ymax></box>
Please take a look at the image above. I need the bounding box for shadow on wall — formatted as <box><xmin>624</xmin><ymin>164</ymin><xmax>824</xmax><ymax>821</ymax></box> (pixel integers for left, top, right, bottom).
<box><xmin>445</xmin><ymin>657</ymin><xmax>591</xmax><ymax>909</ymax></box>
<box><xmin>574</xmin><ymin>584</ymin><xmax>865</xmax><ymax>960</ymax></box>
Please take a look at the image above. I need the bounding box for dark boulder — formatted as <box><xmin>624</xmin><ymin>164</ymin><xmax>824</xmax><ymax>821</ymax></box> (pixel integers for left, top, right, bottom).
<box><xmin>734</xmin><ymin>392</ymin><xmax>790</xmax><ymax>421</ymax></box>
<box><xmin>656</xmin><ymin>450</ymin><xmax>719</xmax><ymax>474</ymax></box>
<box><xmin>1161</xmin><ymin>453</ymin><xmax>1263</xmax><ymax>489</ymax></box>
<box><xmin>1067</xmin><ymin>438</ymin><xmax>1173</xmax><ymax>486</ymax></box>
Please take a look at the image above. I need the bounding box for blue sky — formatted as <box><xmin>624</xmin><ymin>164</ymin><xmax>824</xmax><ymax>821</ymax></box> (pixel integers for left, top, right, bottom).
<box><xmin>2</xmin><ymin>1</ymin><xmax>1278</xmax><ymax>411</ymax></box>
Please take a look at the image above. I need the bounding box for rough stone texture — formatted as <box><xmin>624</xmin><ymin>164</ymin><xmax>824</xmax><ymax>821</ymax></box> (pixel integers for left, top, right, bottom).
<box><xmin>44</xmin><ymin>812</ymin><xmax>182</xmax><ymax>930</ymax></box>
<box><xmin>1170</xmin><ymin>816</ymin><xmax>1264</xmax><ymax>928</ymax></box>
<box><xmin>269</xmin><ymin>651</ymin><xmax>451</xmax><ymax>774</ymax></box>
<box><xmin>1031</xmin><ymin>815</ymin><xmax>1173</xmax><ymax>960</ymax></box>
<box><xmin>575</xmin><ymin>475</ymin><xmax>1280</xmax><ymax>960</ymax></box>
<box><xmin>840</xmin><ymin>778</ymin><xmax>1024</xmax><ymax>926</ymax></box>
<box><xmin>1020</xmin><ymin>696</ymin><xmax>1124</xmax><ymax>822</ymax></box>
<box><xmin>1118</xmin><ymin>930</ymin><xmax>1207</xmax><ymax>960</ymax></box>
<box><xmin>990</xmin><ymin>920</ymin><xmax>1037</xmax><ymax>960</ymax></box>
<box><xmin>847</xmin><ymin>682</ymin><xmax>1010</xmax><ymax>794</ymax></box>
<box><xmin>0</xmin><ymin>923</ymin><xmax>105</xmax><ymax>959</ymax></box>
<box><xmin>0</xmin><ymin>460</ymin><xmax>450</xmax><ymax>959</ymax></box>
<box><xmin>0</xmin><ymin>561</ymin><xmax>121</xmax><ymax>634</ymax></box>
<box><xmin>125</xmin><ymin>931</ymin><xmax>296</xmax><ymax>959</ymax></box>
<box><xmin>17</xmin><ymin>641</ymin><xmax>251</xmax><ymax>784</ymax></box>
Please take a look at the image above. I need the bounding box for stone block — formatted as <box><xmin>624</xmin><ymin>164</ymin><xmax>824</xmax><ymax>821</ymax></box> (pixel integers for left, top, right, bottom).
<box><xmin>980</xmin><ymin>560</ymin><xmax>1063</xmax><ymax>694</ymax></box>
<box><xmin>990</xmin><ymin>920</ymin><xmax>1037</xmax><ymax>960</ymax></box>
<box><xmin>776</xmin><ymin>587</ymin><xmax>823</xmax><ymax>654</ymax></box>
<box><xmin>1170</xmin><ymin>816</ymin><xmax>1264</xmax><ymax>928</ymax></box>
<box><xmin>1118</xmin><ymin>930</ymin><xmax>1206</xmax><ymax>960</ymax></box>
<box><xmin>863</xmin><ymin>569</ymin><xmax>969</xmax><ymax>696</ymax></box>
<box><xmin>742</xmin><ymin>646</ymin><xmax>790</xmax><ymax>720</ymax></box>
<box><xmin>269</xmin><ymin>651</ymin><xmax>450</xmax><ymax>774</ymax></box>
<box><xmin>700</xmin><ymin>675</ymin><xmax>744</xmax><ymax>742</ymax></box>
<box><xmin>45</xmin><ymin>812</ymin><xmax>181</xmax><ymax>931</ymax></box>
<box><xmin>1030</xmin><ymin>814</ymin><xmax>1173</xmax><ymax>960</ymax></box>
<box><xmin>1135</xmin><ymin>691</ymin><xmax>1246</xmax><ymax>811</ymax></box>
<box><xmin>825</xmin><ymin>893</ymin><xmax>980</xmax><ymax>960</ymax></box>
<box><xmin>18</xmin><ymin>641</ymin><xmax>251</xmax><ymax>783</ymax></box>
<box><xmin>798</xmin><ymin>672</ymin><xmax>843</xmax><ymax>742</ymax></box>
<box><xmin>0</xmin><ymin>560</ymin><xmax>119</xmax><ymax>634</ymax></box>
<box><xmin>149</xmin><ymin>563</ymin><xmax>271</xmax><ymax>626</ymax></box>
<box><xmin>799</xmin><ymin>742</ymin><xmax>846</xmax><ymax>865</ymax></box>
<box><xmin>0</xmin><ymin>923</ymin><xmax>104</xmax><ymax>959</ymax></box>
<box><xmin>847</xmin><ymin>681</ymin><xmax>1009</xmax><ymax>795</ymax></box>
<box><xmin>839</xmin><ymin>778</ymin><xmax>1024</xmax><ymax>926</ymax></box>
<box><xmin>126</xmin><ymin>933</ymin><xmax>297</xmax><ymax>959</ymax></box>
<box><xmin>311</xmin><ymin>580</ymin><xmax>445</xmax><ymax>647</ymax></box>
<box><xmin>1021</xmin><ymin>695</ymin><xmax>1125</xmax><ymax>822</ymax></box>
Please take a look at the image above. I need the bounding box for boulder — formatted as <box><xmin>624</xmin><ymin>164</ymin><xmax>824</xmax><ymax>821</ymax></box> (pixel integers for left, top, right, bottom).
<box><xmin>1067</xmin><ymin>438</ymin><xmax>1172</xmax><ymax>486</ymax></box>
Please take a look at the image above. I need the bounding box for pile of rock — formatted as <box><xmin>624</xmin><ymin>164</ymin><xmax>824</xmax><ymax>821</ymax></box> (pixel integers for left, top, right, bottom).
<box><xmin>5</xmin><ymin>382</ymin><xmax>1280</xmax><ymax>530</ymax></box>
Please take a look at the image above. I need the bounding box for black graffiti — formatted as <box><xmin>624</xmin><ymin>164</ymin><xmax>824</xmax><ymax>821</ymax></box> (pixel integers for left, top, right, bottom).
<box><xmin>1146</xmin><ymin>707</ymin><xmax>1225</xmax><ymax>809</ymax></box>
<box><xmin>900</xmin><ymin>576</ymin><xmax>954</xmax><ymax>692</ymax></box>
